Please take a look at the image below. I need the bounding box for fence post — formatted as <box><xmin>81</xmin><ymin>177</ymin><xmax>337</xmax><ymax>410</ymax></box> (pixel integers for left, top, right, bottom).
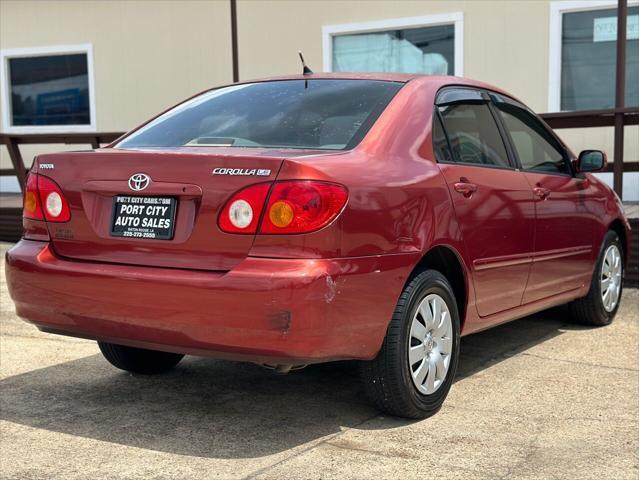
<box><xmin>613</xmin><ymin>0</ymin><xmax>627</xmax><ymax>198</ymax></box>
<box><xmin>5</xmin><ymin>137</ymin><xmax>26</xmax><ymax>192</ymax></box>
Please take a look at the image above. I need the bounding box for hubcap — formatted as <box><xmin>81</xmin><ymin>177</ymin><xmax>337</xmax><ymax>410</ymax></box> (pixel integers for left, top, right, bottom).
<box><xmin>408</xmin><ymin>293</ymin><xmax>453</xmax><ymax>395</ymax></box>
<box><xmin>601</xmin><ymin>245</ymin><xmax>622</xmax><ymax>313</ymax></box>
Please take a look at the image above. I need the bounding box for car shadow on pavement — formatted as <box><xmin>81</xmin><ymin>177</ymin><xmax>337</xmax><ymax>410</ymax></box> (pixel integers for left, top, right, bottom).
<box><xmin>0</xmin><ymin>308</ymin><xmax>578</xmax><ymax>459</ymax></box>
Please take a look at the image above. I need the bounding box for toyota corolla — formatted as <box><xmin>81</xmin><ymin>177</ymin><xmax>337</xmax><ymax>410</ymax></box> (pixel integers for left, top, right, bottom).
<box><xmin>5</xmin><ymin>74</ymin><xmax>630</xmax><ymax>418</ymax></box>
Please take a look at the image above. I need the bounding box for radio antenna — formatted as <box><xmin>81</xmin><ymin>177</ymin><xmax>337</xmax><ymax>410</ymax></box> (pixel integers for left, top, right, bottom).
<box><xmin>298</xmin><ymin>51</ymin><xmax>313</xmax><ymax>75</ymax></box>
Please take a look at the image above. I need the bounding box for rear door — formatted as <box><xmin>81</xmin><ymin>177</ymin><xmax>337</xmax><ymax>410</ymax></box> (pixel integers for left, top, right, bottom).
<box><xmin>490</xmin><ymin>95</ymin><xmax>595</xmax><ymax>303</ymax></box>
<box><xmin>434</xmin><ymin>88</ymin><xmax>536</xmax><ymax>317</ymax></box>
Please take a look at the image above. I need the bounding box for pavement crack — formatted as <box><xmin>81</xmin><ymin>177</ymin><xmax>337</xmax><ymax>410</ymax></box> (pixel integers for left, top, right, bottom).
<box><xmin>448</xmin><ymin>404</ymin><xmax>634</xmax><ymax>425</ymax></box>
<box><xmin>494</xmin><ymin>421</ymin><xmax>543</xmax><ymax>480</ymax></box>
<box><xmin>323</xmin><ymin>439</ymin><xmax>418</xmax><ymax>460</ymax></box>
<box><xmin>241</xmin><ymin>413</ymin><xmax>381</xmax><ymax>480</ymax></box>
<box><xmin>520</xmin><ymin>352</ymin><xmax>639</xmax><ymax>372</ymax></box>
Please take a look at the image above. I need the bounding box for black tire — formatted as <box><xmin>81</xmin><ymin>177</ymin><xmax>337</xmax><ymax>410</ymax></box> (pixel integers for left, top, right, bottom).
<box><xmin>566</xmin><ymin>230</ymin><xmax>624</xmax><ymax>326</ymax></box>
<box><xmin>98</xmin><ymin>341</ymin><xmax>184</xmax><ymax>374</ymax></box>
<box><xmin>360</xmin><ymin>270</ymin><xmax>461</xmax><ymax>419</ymax></box>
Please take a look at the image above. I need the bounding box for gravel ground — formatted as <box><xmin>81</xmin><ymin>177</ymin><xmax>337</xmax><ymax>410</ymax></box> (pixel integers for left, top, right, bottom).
<box><xmin>1</xmin><ymin>241</ymin><xmax>637</xmax><ymax>480</ymax></box>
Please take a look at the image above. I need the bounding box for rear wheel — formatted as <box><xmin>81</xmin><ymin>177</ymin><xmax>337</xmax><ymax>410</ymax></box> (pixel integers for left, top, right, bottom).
<box><xmin>360</xmin><ymin>270</ymin><xmax>460</xmax><ymax>419</ymax></box>
<box><xmin>566</xmin><ymin>230</ymin><xmax>624</xmax><ymax>326</ymax></box>
<box><xmin>98</xmin><ymin>342</ymin><xmax>184</xmax><ymax>374</ymax></box>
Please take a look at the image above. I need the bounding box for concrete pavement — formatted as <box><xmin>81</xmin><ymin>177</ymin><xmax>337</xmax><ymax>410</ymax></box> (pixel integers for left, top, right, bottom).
<box><xmin>1</xmin><ymin>242</ymin><xmax>637</xmax><ymax>479</ymax></box>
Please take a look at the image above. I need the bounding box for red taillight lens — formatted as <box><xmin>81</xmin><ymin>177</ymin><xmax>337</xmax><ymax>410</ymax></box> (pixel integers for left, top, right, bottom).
<box><xmin>260</xmin><ymin>181</ymin><xmax>348</xmax><ymax>234</ymax></box>
<box><xmin>23</xmin><ymin>173</ymin><xmax>44</xmax><ymax>220</ymax></box>
<box><xmin>218</xmin><ymin>183</ymin><xmax>271</xmax><ymax>234</ymax></box>
<box><xmin>37</xmin><ymin>174</ymin><xmax>71</xmax><ymax>222</ymax></box>
<box><xmin>218</xmin><ymin>181</ymin><xmax>349</xmax><ymax>235</ymax></box>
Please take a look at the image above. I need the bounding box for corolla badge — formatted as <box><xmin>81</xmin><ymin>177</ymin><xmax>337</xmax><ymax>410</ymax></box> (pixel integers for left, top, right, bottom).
<box><xmin>212</xmin><ymin>168</ymin><xmax>271</xmax><ymax>176</ymax></box>
<box><xmin>128</xmin><ymin>173</ymin><xmax>151</xmax><ymax>191</ymax></box>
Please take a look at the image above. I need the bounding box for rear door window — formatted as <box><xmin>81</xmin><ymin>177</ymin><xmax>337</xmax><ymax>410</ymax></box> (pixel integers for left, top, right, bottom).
<box><xmin>436</xmin><ymin>102</ymin><xmax>511</xmax><ymax>168</ymax></box>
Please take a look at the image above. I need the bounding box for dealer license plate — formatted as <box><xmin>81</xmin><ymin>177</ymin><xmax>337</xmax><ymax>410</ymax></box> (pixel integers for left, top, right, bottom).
<box><xmin>110</xmin><ymin>196</ymin><xmax>177</xmax><ymax>240</ymax></box>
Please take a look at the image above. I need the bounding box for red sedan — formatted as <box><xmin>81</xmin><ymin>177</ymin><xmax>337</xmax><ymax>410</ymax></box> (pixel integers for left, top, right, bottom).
<box><xmin>5</xmin><ymin>74</ymin><xmax>630</xmax><ymax>418</ymax></box>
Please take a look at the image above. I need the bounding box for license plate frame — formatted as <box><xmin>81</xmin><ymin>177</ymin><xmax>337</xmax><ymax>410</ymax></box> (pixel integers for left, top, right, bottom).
<box><xmin>110</xmin><ymin>196</ymin><xmax>177</xmax><ymax>240</ymax></box>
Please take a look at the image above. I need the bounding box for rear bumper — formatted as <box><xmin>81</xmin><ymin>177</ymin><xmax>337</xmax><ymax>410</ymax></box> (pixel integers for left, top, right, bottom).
<box><xmin>5</xmin><ymin>240</ymin><xmax>417</xmax><ymax>364</ymax></box>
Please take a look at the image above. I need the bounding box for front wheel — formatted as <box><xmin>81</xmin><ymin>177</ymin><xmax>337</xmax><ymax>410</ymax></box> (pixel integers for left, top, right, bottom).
<box><xmin>360</xmin><ymin>270</ymin><xmax>460</xmax><ymax>419</ymax></box>
<box><xmin>98</xmin><ymin>342</ymin><xmax>184</xmax><ymax>374</ymax></box>
<box><xmin>566</xmin><ymin>230</ymin><xmax>624</xmax><ymax>326</ymax></box>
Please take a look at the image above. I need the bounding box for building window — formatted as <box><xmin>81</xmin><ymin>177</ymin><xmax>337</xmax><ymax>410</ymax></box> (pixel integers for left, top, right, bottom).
<box><xmin>0</xmin><ymin>44</ymin><xmax>96</xmax><ymax>132</ymax></box>
<box><xmin>549</xmin><ymin>1</ymin><xmax>639</xmax><ymax>111</ymax></box>
<box><xmin>323</xmin><ymin>13</ymin><xmax>463</xmax><ymax>76</ymax></box>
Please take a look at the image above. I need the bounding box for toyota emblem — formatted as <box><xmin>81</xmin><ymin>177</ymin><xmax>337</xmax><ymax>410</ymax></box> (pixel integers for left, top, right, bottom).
<box><xmin>128</xmin><ymin>173</ymin><xmax>150</xmax><ymax>191</ymax></box>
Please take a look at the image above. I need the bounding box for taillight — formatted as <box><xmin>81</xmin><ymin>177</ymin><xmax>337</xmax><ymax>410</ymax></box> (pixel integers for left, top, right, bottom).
<box><xmin>218</xmin><ymin>183</ymin><xmax>271</xmax><ymax>234</ymax></box>
<box><xmin>37</xmin><ymin>175</ymin><xmax>71</xmax><ymax>222</ymax></box>
<box><xmin>23</xmin><ymin>173</ymin><xmax>44</xmax><ymax>220</ymax></box>
<box><xmin>23</xmin><ymin>173</ymin><xmax>71</xmax><ymax>222</ymax></box>
<box><xmin>218</xmin><ymin>180</ymin><xmax>348</xmax><ymax>235</ymax></box>
<box><xmin>261</xmin><ymin>181</ymin><xmax>348</xmax><ymax>234</ymax></box>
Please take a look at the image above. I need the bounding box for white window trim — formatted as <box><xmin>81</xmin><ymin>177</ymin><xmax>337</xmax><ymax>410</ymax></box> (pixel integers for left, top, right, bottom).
<box><xmin>322</xmin><ymin>13</ymin><xmax>464</xmax><ymax>76</ymax></box>
<box><xmin>0</xmin><ymin>43</ymin><xmax>96</xmax><ymax>133</ymax></box>
<box><xmin>548</xmin><ymin>0</ymin><xmax>639</xmax><ymax>112</ymax></box>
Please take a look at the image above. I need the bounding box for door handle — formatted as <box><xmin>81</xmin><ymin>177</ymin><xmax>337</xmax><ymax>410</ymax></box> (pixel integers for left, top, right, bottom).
<box><xmin>453</xmin><ymin>182</ymin><xmax>478</xmax><ymax>198</ymax></box>
<box><xmin>533</xmin><ymin>186</ymin><xmax>551</xmax><ymax>200</ymax></box>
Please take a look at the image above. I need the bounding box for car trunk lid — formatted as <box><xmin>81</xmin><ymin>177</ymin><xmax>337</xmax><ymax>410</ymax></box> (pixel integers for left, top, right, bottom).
<box><xmin>35</xmin><ymin>147</ymin><xmax>327</xmax><ymax>271</ymax></box>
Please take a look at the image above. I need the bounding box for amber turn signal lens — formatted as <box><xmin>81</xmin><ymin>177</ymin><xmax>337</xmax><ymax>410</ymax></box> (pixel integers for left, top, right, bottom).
<box><xmin>24</xmin><ymin>191</ymin><xmax>38</xmax><ymax>214</ymax></box>
<box><xmin>269</xmin><ymin>200</ymin><xmax>294</xmax><ymax>228</ymax></box>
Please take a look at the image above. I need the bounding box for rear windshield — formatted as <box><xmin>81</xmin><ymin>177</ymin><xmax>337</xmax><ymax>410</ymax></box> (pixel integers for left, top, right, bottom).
<box><xmin>116</xmin><ymin>79</ymin><xmax>403</xmax><ymax>151</ymax></box>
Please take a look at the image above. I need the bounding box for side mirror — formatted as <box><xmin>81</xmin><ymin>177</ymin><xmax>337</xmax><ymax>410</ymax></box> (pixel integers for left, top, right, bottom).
<box><xmin>576</xmin><ymin>150</ymin><xmax>607</xmax><ymax>173</ymax></box>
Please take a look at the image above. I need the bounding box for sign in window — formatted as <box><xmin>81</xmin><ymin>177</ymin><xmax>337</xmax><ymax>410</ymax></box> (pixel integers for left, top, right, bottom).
<box><xmin>561</xmin><ymin>6</ymin><xmax>639</xmax><ymax>110</ymax></box>
<box><xmin>593</xmin><ymin>14</ymin><xmax>639</xmax><ymax>42</ymax></box>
